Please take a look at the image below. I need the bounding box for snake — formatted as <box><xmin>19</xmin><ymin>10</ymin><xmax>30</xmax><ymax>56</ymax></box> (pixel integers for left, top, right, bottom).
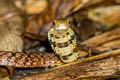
<box><xmin>0</xmin><ymin>51</ymin><xmax>63</xmax><ymax>68</ymax></box>
<box><xmin>0</xmin><ymin>18</ymin><xmax>78</xmax><ymax>68</ymax></box>
<box><xmin>48</xmin><ymin>18</ymin><xmax>78</xmax><ymax>63</ymax></box>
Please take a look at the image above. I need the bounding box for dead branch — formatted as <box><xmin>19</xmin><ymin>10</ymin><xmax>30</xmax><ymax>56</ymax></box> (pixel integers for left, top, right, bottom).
<box><xmin>82</xmin><ymin>27</ymin><xmax>120</xmax><ymax>47</ymax></box>
<box><xmin>77</xmin><ymin>44</ymin><xmax>102</xmax><ymax>55</ymax></box>
<box><xmin>96</xmin><ymin>39</ymin><xmax>120</xmax><ymax>51</ymax></box>
<box><xmin>24</xmin><ymin>32</ymin><xmax>47</xmax><ymax>41</ymax></box>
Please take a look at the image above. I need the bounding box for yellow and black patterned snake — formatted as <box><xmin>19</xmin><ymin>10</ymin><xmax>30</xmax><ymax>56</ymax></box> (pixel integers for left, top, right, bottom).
<box><xmin>48</xmin><ymin>18</ymin><xmax>78</xmax><ymax>63</ymax></box>
<box><xmin>0</xmin><ymin>18</ymin><xmax>79</xmax><ymax>68</ymax></box>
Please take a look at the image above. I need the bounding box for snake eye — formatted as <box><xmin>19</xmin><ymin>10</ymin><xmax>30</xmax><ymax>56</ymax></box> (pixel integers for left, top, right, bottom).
<box><xmin>53</xmin><ymin>21</ymin><xmax>55</xmax><ymax>25</ymax></box>
<box><xmin>68</xmin><ymin>20</ymin><xmax>71</xmax><ymax>26</ymax></box>
<box><xmin>96</xmin><ymin>12</ymin><xmax>101</xmax><ymax>16</ymax></box>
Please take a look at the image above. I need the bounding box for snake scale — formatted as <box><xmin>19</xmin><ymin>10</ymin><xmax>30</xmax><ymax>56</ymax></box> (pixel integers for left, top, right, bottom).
<box><xmin>0</xmin><ymin>51</ymin><xmax>63</xmax><ymax>68</ymax></box>
<box><xmin>48</xmin><ymin>19</ymin><xmax>78</xmax><ymax>63</ymax></box>
<box><xmin>0</xmin><ymin>18</ymin><xmax>79</xmax><ymax>68</ymax></box>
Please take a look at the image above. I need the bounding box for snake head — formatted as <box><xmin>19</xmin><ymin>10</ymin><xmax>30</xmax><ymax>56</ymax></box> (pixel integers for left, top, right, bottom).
<box><xmin>53</xmin><ymin>18</ymin><xmax>71</xmax><ymax>32</ymax></box>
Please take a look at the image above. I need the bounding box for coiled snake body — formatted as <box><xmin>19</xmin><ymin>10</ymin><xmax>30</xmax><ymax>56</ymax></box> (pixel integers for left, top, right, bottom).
<box><xmin>0</xmin><ymin>19</ymin><xmax>78</xmax><ymax>68</ymax></box>
<box><xmin>0</xmin><ymin>51</ymin><xmax>62</xmax><ymax>68</ymax></box>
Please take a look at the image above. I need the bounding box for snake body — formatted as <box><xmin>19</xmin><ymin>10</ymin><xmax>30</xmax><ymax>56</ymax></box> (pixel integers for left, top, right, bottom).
<box><xmin>0</xmin><ymin>19</ymin><xmax>78</xmax><ymax>68</ymax></box>
<box><xmin>48</xmin><ymin>19</ymin><xmax>78</xmax><ymax>63</ymax></box>
<box><xmin>0</xmin><ymin>51</ymin><xmax>63</xmax><ymax>68</ymax></box>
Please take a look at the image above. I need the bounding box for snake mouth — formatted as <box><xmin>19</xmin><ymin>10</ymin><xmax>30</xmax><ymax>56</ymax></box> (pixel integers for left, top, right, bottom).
<box><xmin>54</xmin><ymin>24</ymin><xmax>68</xmax><ymax>31</ymax></box>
